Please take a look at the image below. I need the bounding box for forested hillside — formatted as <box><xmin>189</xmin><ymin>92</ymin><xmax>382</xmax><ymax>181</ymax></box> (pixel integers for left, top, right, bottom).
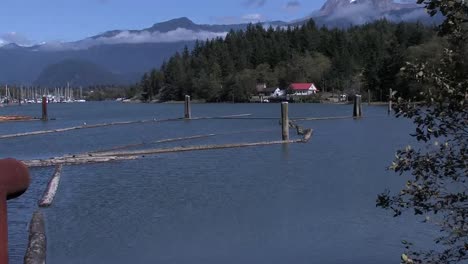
<box><xmin>139</xmin><ymin>19</ymin><xmax>445</xmax><ymax>102</ymax></box>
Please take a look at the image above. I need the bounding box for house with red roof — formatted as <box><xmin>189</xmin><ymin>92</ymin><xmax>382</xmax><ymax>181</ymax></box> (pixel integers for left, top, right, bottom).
<box><xmin>289</xmin><ymin>83</ymin><xmax>319</xmax><ymax>96</ymax></box>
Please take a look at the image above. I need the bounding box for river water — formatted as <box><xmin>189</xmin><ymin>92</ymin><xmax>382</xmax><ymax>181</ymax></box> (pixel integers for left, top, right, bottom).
<box><xmin>1</xmin><ymin>102</ymin><xmax>434</xmax><ymax>264</ymax></box>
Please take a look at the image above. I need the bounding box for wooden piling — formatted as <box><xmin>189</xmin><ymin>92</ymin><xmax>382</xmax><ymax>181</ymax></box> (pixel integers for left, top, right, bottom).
<box><xmin>19</xmin><ymin>87</ymin><xmax>22</xmax><ymax>106</ymax></box>
<box><xmin>281</xmin><ymin>102</ymin><xmax>289</xmax><ymax>141</ymax></box>
<box><xmin>184</xmin><ymin>95</ymin><xmax>191</xmax><ymax>119</ymax></box>
<box><xmin>41</xmin><ymin>96</ymin><xmax>48</xmax><ymax>121</ymax></box>
<box><xmin>368</xmin><ymin>89</ymin><xmax>371</xmax><ymax>105</ymax></box>
<box><xmin>24</xmin><ymin>211</ymin><xmax>46</xmax><ymax>264</ymax></box>
<box><xmin>353</xmin><ymin>94</ymin><xmax>362</xmax><ymax>118</ymax></box>
<box><xmin>388</xmin><ymin>88</ymin><xmax>393</xmax><ymax>115</ymax></box>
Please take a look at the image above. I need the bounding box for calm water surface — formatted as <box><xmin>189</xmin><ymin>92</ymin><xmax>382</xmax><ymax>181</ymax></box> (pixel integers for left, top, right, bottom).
<box><xmin>1</xmin><ymin>102</ymin><xmax>434</xmax><ymax>264</ymax></box>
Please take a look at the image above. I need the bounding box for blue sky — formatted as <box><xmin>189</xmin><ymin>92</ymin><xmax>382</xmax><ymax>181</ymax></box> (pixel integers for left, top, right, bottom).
<box><xmin>0</xmin><ymin>0</ymin><xmax>326</xmax><ymax>44</ymax></box>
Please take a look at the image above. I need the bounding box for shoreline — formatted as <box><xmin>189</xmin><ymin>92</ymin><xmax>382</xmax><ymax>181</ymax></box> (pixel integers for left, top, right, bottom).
<box><xmin>120</xmin><ymin>99</ymin><xmax>391</xmax><ymax>105</ymax></box>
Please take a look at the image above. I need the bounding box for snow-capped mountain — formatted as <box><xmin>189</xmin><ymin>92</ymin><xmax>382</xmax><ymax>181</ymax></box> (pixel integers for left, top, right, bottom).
<box><xmin>309</xmin><ymin>0</ymin><xmax>435</xmax><ymax>27</ymax></box>
<box><xmin>0</xmin><ymin>2</ymin><xmax>440</xmax><ymax>86</ymax></box>
<box><xmin>319</xmin><ymin>0</ymin><xmax>418</xmax><ymax>16</ymax></box>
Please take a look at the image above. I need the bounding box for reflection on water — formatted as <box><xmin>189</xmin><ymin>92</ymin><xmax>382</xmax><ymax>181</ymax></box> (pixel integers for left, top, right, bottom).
<box><xmin>2</xmin><ymin>102</ymin><xmax>434</xmax><ymax>264</ymax></box>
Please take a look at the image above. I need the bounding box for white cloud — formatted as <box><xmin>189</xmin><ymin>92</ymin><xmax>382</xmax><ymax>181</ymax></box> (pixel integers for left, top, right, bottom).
<box><xmin>0</xmin><ymin>32</ymin><xmax>33</xmax><ymax>46</ymax></box>
<box><xmin>211</xmin><ymin>16</ymin><xmax>241</xmax><ymax>24</ymax></box>
<box><xmin>241</xmin><ymin>13</ymin><xmax>265</xmax><ymax>23</ymax></box>
<box><xmin>284</xmin><ymin>0</ymin><xmax>301</xmax><ymax>13</ymax></box>
<box><xmin>94</xmin><ymin>28</ymin><xmax>227</xmax><ymax>44</ymax></box>
<box><xmin>244</xmin><ymin>0</ymin><xmax>267</xmax><ymax>8</ymax></box>
<box><xmin>325</xmin><ymin>3</ymin><xmax>380</xmax><ymax>25</ymax></box>
<box><xmin>212</xmin><ymin>13</ymin><xmax>267</xmax><ymax>24</ymax></box>
<box><xmin>36</xmin><ymin>28</ymin><xmax>228</xmax><ymax>51</ymax></box>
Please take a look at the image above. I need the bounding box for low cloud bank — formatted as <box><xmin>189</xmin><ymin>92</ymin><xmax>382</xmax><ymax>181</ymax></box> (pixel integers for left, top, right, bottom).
<box><xmin>36</xmin><ymin>28</ymin><xmax>228</xmax><ymax>51</ymax></box>
<box><xmin>0</xmin><ymin>32</ymin><xmax>33</xmax><ymax>47</ymax></box>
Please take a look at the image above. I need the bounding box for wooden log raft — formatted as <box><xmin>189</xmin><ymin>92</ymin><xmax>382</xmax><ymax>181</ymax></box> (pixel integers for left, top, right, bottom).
<box><xmin>23</xmin><ymin>138</ymin><xmax>307</xmax><ymax>168</ymax></box>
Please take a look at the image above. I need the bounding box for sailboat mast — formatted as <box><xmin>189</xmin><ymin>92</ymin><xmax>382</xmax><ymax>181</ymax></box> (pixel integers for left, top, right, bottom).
<box><xmin>5</xmin><ymin>85</ymin><xmax>9</xmax><ymax>104</ymax></box>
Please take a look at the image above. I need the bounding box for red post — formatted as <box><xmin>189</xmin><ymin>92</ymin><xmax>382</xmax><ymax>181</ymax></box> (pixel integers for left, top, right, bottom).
<box><xmin>0</xmin><ymin>191</ymin><xmax>7</xmax><ymax>264</ymax></box>
<box><xmin>41</xmin><ymin>96</ymin><xmax>48</xmax><ymax>121</ymax></box>
<box><xmin>0</xmin><ymin>159</ymin><xmax>30</xmax><ymax>264</ymax></box>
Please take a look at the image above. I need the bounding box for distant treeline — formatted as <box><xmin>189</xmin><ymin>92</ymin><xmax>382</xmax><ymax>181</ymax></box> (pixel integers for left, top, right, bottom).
<box><xmin>136</xmin><ymin>18</ymin><xmax>451</xmax><ymax>102</ymax></box>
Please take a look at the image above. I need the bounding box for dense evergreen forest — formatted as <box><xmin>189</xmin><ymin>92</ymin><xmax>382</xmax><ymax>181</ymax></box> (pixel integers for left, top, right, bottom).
<box><xmin>138</xmin><ymin>19</ymin><xmax>446</xmax><ymax>102</ymax></box>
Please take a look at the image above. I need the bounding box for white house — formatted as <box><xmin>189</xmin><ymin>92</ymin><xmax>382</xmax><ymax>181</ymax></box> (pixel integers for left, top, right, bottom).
<box><xmin>289</xmin><ymin>83</ymin><xmax>319</xmax><ymax>96</ymax></box>
<box><xmin>271</xmin><ymin>88</ymin><xmax>285</xmax><ymax>97</ymax></box>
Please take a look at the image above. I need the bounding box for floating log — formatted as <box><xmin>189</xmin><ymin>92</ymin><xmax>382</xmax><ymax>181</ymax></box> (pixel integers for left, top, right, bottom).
<box><xmin>0</xmin><ymin>114</ymin><xmax>252</xmax><ymax>140</ymax></box>
<box><xmin>24</xmin><ymin>210</ymin><xmax>46</xmax><ymax>264</ymax></box>
<box><xmin>292</xmin><ymin>116</ymin><xmax>354</xmax><ymax>121</ymax></box>
<box><xmin>0</xmin><ymin>116</ymin><xmax>34</xmax><ymax>122</ymax></box>
<box><xmin>38</xmin><ymin>165</ymin><xmax>63</xmax><ymax>207</ymax></box>
<box><xmin>189</xmin><ymin>114</ymin><xmax>252</xmax><ymax>120</ymax></box>
<box><xmin>94</xmin><ymin>140</ymin><xmax>303</xmax><ymax>158</ymax></box>
<box><xmin>205</xmin><ymin>116</ymin><xmax>356</xmax><ymax>121</ymax></box>
<box><xmin>91</xmin><ymin>129</ymin><xmax>278</xmax><ymax>154</ymax></box>
<box><xmin>0</xmin><ymin>120</ymin><xmax>160</xmax><ymax>140</ymax></box>
<box><xmin>24</xmin><ymin>155</ymin><xmax>138</xmax><ymax>168</ymax></box>
<box><xmin>90</xmin><ymin>134</ymin><xmax>217</xmax><ymax>154</ymax></box>
<box><xmin>23</xmin><ymin>139</ymin><xmax>307</xmax><ymax>168</ymax></box>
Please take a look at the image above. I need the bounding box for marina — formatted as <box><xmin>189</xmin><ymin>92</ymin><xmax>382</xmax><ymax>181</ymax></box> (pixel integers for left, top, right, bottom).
<box><xmin>1</xmin><ymin>84</ymin><xmax>86</xmax><ymax>106</ymax></box>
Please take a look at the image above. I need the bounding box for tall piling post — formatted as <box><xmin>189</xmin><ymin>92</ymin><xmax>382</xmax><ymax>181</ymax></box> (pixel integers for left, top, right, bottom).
<box><xmin>281</xmin><ymin>102</ymin><xmax>289</xmax><ymax>141</ymax></box>
<box><xmin>388</xmin><ymin>88</ymin><xmax>393</xmax><ymax>115</ymax></box>
<box><xmin>184</xmin><ymin>95</ymin><xmax>191</xmax><ymax>119</ymax></box>
<box><xmin>353</xmin><ymin>94</ymin><xmax>362</xmax><ymax>118</ymax></box>
<box><xmin>368</xmin><ymin>89</ymin><xmax>371</xmax><ymax>105</ymax></box>
<box><xmin>0</xmin><ymin>190</ymin><xmax>6</xmax><ymax>264</ymax></box>
<box><xmin>19</xmin><ymin>87</ymin><xmax>22</xmax><ymax>106</ymax></box>
<box><xmin>41</xmin><ymin>96</ymin><xmax>48</xmax><ymax>121</ymax></box>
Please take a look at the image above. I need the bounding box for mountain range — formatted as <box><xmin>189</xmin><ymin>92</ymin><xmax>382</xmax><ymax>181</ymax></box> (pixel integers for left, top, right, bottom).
<box><xmin>0</xmin><ymin>0</ymin><xmax>441</xmax><ymax>87</ymax></box>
